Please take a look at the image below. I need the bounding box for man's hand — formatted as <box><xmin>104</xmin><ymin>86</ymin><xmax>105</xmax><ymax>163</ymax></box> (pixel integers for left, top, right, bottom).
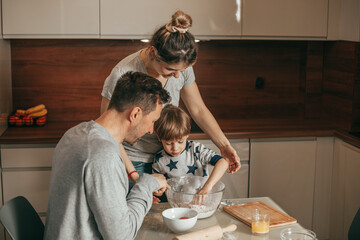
<box><xmin>220</xmin><ymin>145</ymin><xmax>241</xmax><ymax>173</ymax></box>
<box><xmin>152</xmin><ymin>174</ymin><xmax>170</xmax><ymax>196</ymax></box>
<box><xmin>152</xmin><ymin>196</ymin><xmax>161</xmax><ymax>204</ymax></box>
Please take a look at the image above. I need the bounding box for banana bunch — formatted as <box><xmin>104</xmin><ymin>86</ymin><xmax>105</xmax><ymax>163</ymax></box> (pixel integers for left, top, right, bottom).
<box><xmin>16</xmin><ymin>104</ymin><xmax>47</xmax><ymax>118</ymax></box>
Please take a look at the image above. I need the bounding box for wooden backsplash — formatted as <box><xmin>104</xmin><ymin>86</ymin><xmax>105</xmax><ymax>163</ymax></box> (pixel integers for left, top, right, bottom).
<box><xmin>323</xmin><ymin>41</ymin><xmax>360</xmax><ymax>132</ymax></box>
<box><xmin>10</xmin><ymin>39</ymin><xmax>360</xmax><ymax>131</ymax></box>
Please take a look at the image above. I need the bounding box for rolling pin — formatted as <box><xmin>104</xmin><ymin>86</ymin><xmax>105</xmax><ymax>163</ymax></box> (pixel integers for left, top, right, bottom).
<box><xmin>173</xmin><ymin>224</ymin><xmax>237</xmax><ymax>240</ymax></box>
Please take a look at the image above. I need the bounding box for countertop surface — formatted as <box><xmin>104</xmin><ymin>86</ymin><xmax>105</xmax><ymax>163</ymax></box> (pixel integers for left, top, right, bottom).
<box><xmin>1</xmin><ymin>119</ymin><xmax>359</xmax><ymax>148</ymax></box>
<box><xmin>135</xmin><ymin>197</ymin><xmax>305</xmax><ymax>240</ymax></box>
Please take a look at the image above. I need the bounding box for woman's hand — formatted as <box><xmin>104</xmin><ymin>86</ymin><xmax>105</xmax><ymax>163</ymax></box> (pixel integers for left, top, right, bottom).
<box><xmin>220</xmin><ymin>145</ymin><xmax>241</xmax><ymax>173</ymax></box>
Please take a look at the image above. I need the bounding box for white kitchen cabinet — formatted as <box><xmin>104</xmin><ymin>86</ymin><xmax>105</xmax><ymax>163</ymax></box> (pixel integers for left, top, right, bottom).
<box><xmin>0</xmin><ymin>171</ymin><xmax>4</xmax><ymax>240</ymax></box>
<box><xmin>312</xmin><ymin>137</ymin><xmax>334</xmax><ymax>240</ymax></box>
<box><xmin>249</xmin><ymin>137</ymin><xmax>317</xmax><ymax>230</ymax></box>
<box><xmin>100</xmin><ymin>0</ymin><xmax>242</xmax><ymax>39</ymax></box>
<box><xmin>193</xmin><ymin>139</ymin><xmax>249</xmax><ymax>199</ymax></box>
<box><xmin>2</xmin><ymin>0</ymin><xmax>99</xmax><ymax>38</ymax></box>
<box><xmin>1</xmin><ymin>145</ymin><xmax>54</xmax><ymax>168</ymax></box>
<box><xmin>2</xmin><ymin>170</ymin><xmax>52</xmax><ymax>213</ymax></box>
<box><xmin>338</xmin><ymin>0</ymin><xmax>360</xmax><ymax>41</ymax></box>
<box><xmin>0</xmin><ymin>144</ymin><xmax>55</xmax><ymax>223</ymax></box>
<box><xmin>330</xmin><ymin>138</ymin><xmax>360</xmax><ymax>240</ymax></box>
<box><xmin>328</xmin><ymin>0</ymin><xmax>360</xmax><ymax>41</ymax></box>
<box><xmin>242</xmin><ymin>0</ymin><xmax>328</xmax><ymax>39</ymax></box>
<box><xmin>2</xmin><ymin>0</ymin><xmax>359</xmax><ymax>40</ymax></box>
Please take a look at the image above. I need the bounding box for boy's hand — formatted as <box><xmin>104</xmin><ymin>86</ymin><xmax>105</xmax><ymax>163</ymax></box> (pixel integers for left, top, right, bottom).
<box><xmin>197</xmin><ymin>184</ymin><xmax>212</xmax><ymax>195</ymax></box>
<box><xmin>190</xmin><ymin>192</ymin><xmax>207</xmax><ymax>206</ymax></box>
<box><xmin>190</xmin><ymin>185</ymin><xmax>212</xmax><ymax>205</ymax></box>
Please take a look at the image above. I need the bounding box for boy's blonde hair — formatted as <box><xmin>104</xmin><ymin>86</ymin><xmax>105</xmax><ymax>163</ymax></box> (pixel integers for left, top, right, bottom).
<box><xmin>155</xmin><ymin>104</ymin><xmax>191</xmax><ymax>141</ymax></box>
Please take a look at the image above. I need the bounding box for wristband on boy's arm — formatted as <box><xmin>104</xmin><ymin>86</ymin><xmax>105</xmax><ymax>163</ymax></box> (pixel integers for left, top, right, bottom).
<box><xmin>128</xmin><ymin>170</ymin><xmax>138</xmax><ymax>179</ymax></box>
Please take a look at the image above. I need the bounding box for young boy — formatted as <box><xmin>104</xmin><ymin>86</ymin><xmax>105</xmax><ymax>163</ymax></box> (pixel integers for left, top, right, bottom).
<box><xmin>152</xmin><ymin>104</ymin><xmax>230</xmax><ymax>195</ymax></box>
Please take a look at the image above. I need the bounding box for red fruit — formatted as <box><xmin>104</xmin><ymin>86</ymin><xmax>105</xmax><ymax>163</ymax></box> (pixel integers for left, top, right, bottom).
<box><xmin>15</xmin><ymin>118</ymin><xmax>23</xmax><ymax>127</ymax></box>
<box><xmin>23</xmin><ymin>116</ymin><xmax>34</xmax><ymax>126</ymax></box>
<box><xmin>8</xmin><ymin>115</ymin><xmax>19</xmax><ymax>126</ymax></box>
<box><xmin>35</xmin><ymin>116</ymin><xmax>47</xmax><ymax>126</ymax></box>
<box><xmin>13</xmin><ymin>112</ymin><xmax>21</xmax><ymax>117</ymax></box>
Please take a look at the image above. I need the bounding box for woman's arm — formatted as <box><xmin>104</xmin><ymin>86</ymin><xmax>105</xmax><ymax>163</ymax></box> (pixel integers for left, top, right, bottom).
<box><xmin>101</xmin><ymin>97</ymin><xmax>139</xmax><ymax>183</ymax></box>
<box><xmin>180</xmin><ymin>82</ymin><xmax>241</xmax><ymax>173</ymax></box>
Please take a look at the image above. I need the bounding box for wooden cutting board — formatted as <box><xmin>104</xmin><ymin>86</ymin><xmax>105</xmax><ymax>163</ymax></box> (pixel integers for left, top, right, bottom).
<box><xmin>223</xmin><ymin>201</ymin><xmax>297</xmax><ymax>228</ymax></box>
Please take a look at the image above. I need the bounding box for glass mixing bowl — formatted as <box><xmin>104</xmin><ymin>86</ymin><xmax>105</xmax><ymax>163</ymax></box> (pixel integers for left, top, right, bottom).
<box><xmin>166</xmin><ymin>176</ymin><xmax>225</xmax><ymax>219</ymax></box>
<box><xmin>280</xmin><ymin>228</ymin><xmax>317</xmax><ymax>240</ymax></box>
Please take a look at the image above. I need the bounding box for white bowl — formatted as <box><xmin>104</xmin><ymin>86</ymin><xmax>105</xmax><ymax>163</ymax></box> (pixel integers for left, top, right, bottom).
<box><xmin>162</xmin><ymin>208</ymin><xmax>198</xmax><ymax>233</ymax></box>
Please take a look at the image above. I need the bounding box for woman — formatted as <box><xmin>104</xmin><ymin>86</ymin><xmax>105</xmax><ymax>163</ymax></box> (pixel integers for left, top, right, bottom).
<box><xmin>100</xmin><ymin>10</ymin><xmax>241</xmax><ymax>185</ymax></box>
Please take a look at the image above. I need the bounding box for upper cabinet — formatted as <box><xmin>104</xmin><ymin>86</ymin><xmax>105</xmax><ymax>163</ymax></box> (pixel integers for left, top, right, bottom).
<box><xmin>242</xmin><ymin>0</ymin><xmax>328</xmax><ymax>39</ymax></box>
<box><xmin>101</xmin><ymin>0</ymin><xmax>328</xmax><ymax>40</ymax></box>
<box><xmin>328</xmin><ymin>0</ymin><xmax>360</xmax><ymax>41</ymax></box>
<box><xmin>100</xmin><ymin>0</ymin><xmax>242</xmax><ymax>39</ymax></box>
<box><xmin>2</xmin><ymin>0</ymin><xmax>99</xmax><ymax>38</ymax></box>
<box><xmin>2</xmin><ymin>0</ymin><xmax>359</xmax><ymax>41</ymax></box>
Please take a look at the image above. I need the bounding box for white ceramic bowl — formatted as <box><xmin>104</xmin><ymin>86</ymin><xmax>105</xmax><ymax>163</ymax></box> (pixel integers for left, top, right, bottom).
<box><xmin>166</xmin><ymin>176</ymin><xmax>225</xmax><ymax>219</ymax></box>
<box><xmin>162</xmin><ymin>207</ymin><xmax>198</xmax><ymax>233</ymax></box>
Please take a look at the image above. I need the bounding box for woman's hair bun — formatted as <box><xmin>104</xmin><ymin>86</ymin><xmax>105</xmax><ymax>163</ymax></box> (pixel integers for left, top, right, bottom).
<box><xmin>170</xmin><ymin>10</ymin><xmax>192</xmax><ymax>30</ymax></box>
<box><xmin>150</xmin><ymin>9</ymin><xmax>197</xmax><ymax>65</ymax></box>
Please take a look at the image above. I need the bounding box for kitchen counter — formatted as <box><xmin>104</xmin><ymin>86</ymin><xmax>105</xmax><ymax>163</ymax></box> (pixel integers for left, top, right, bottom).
<box><xmin>0</xmin><ymin>121</ymin><xmax>82</xmax><ymax>144</ymax></box>
<box><xmin>0</xmin><ymin>119</ymin><xmax>359</xmax><ymax>148</ymax></box>
<box><xmin>135</xmin><ymin>197</ymin><xmax>306</xmax><ymax>240</ymax></box>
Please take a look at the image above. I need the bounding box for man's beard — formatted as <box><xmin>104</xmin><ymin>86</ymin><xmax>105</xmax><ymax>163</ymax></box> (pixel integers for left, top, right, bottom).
<box><xmin>124</xmin><ymin>124</ymin><xmax>142</xmax><ymax>145</ymax></box>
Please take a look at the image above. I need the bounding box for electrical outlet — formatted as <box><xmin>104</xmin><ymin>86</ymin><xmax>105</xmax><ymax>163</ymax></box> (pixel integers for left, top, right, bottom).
<box><xmin>255</xmin><ymin>77</ymin><xmax>265</xmax><ymax>89</ymax></box>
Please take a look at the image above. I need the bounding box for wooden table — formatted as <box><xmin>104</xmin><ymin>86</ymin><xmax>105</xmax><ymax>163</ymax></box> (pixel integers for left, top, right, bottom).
<box><xmin>135</xmin><ymin>197</ymin><xmax>307</xmax><ymax>240</ymax></box>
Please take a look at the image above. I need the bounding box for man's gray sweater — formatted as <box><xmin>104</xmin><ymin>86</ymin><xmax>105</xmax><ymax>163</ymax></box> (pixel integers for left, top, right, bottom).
<box><xmin>44</xmin><ymin>121</ymin><xmax>159</xmax><ymax>240</ymax></box>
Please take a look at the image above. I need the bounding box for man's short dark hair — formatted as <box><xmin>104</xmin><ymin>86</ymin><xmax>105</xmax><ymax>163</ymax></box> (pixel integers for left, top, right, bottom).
<box><xmin>108</xmin><ymin>71</ymin><xmax>171</xmax><ymax>114</ymax></box>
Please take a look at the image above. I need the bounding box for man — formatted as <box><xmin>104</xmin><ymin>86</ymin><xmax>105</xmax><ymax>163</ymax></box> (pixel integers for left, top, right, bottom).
<box><xmin>44</xmin><ymin>71</ymin><xmax>171</xmax><ymax>240</ymax></box>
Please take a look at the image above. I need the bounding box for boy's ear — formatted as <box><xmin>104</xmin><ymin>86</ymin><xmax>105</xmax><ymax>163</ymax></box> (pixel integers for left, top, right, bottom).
<box><xmin>129</xmin><ymin>107</ymin><xmax>142</xmax><ymax>124</ymax></box>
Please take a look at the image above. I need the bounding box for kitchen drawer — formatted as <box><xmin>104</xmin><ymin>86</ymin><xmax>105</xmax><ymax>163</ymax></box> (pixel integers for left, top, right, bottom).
<box><xmin>2</xmin><ymin>170</ymin><xmax>51</xmax><ymax>213</ymax></box>
<box><xmin>1</xmin><ymin>144</ymin><xmax>55</xmax><ymax>168</ymax></box>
